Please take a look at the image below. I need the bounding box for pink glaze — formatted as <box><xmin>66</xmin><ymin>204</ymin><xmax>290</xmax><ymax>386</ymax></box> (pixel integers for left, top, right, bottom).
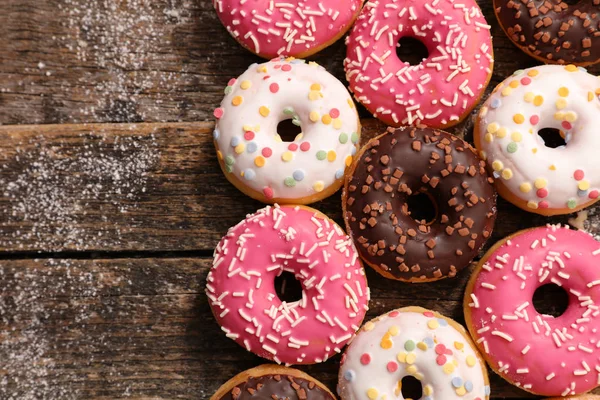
<box><xmin>344</xmin><ymin>0</ymin><xmax>494</xmax><ymax>128</ymax></box>
<box><xmin>206</xmin><ymin>205</ymin><xmax>369</xmax><ymax>365</ymax></box>
<box><xmin>213</xmin><ymin>0</ymin><xmax>363</xmax><ymax>58</ymax></box>
<box><xmin>466</xmin><ymin>225</ymin><xmax>600</xmax><ymax>396</ymax></box>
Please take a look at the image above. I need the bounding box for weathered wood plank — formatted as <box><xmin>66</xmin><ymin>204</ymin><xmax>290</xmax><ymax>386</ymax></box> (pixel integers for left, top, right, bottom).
<box><xmin>3</xmin><ymin>256</ymin><xmax>593</xmax><ymax>399</ymax></box>
<box><xmin>1</xmin><ymin>0</ymin><xmax>597</xmax><ymax>126</ymax></box>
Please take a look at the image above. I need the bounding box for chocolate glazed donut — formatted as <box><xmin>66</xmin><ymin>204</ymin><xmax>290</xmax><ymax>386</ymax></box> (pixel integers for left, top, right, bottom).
<box><xmin>494</xmin><ymin>0</ymin><xmax>600</xmax><ymax>66</ymax></box>
<box><xmin>342</xmin><ymin>127</ymin><xmax>497</xmax><ymax>282</ymax></box>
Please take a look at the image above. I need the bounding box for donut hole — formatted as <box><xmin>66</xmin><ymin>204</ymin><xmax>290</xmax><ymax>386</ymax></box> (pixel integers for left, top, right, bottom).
<box><xmin>537</xmin><ymin>127</ymin><xmax>567</xmax><ymax>149</ymax></box>
<box><xmin>400</xmin><ymin>375</ymin><xmax>423</xmax><ymax>400</ymax></box>
<box><xmin>406</xmin><ymin>192</ymin><xmax>437</xmax><ymax>225</ymax></box>
<box><xmin>277</xmin><ymin>118</ymin><xmax>303</xmax><ymax>142</ymax></box>
<box><xmin>533</xmin><ymin>283</ymin><xmax>569</xmax><ymax>317</ymax></box>
<box><xmin>274</xmin><ymin>271</ymin><xmax>303</xmax><ymax>303</ymax></box>
<box><xmin>396</xmin><ymin>37</ymin><xmax>430</xmax><ymax>66</ymax></box>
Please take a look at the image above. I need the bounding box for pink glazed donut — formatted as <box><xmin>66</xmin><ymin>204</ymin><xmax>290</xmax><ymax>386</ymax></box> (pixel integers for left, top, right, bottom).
<box><xmin>213</xmin><ymin>0</ymin><xmax>364</xmax><ymax>58</ymax></box>
<box><xmin>206</xmin><ymin>205</ymin><xmax>370</xmax><ymax>365</ymax></box>
<box><xmin>464</xmin><ymin>225</ymin><xmax>600</xmax><ymax>397</ymax></box>
<box><xmin>344</xmin><ymin>0</ymin><xmax>494</xmax><ymax>128</ymax></box>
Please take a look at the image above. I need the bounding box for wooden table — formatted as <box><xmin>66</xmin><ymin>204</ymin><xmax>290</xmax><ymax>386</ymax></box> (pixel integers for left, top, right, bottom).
<box><xmin>1</xmin><ymin>0</ymin><xmax>598</xmax><ymax>399</ymax></box>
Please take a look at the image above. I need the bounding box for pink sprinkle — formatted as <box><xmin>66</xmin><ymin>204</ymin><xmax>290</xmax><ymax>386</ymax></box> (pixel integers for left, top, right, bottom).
<box><xmin>288</xmin><ymin>143</ymin><xmax>298</xmax><ymax>151</ymax></box>
<box><xmin>574</xmin><ymin>169</ymin><xmax>584</xmax><ymax>181</ymax></box>
<box><xmin>263</xmin><ymin>187</ymin><xmax>274</xmax><ymax>199</ymax></box>
<box><xmin>213</xmin><ymin>108</ymin><xmax>224</xmax><ymax>119</ymax></box>
<box><xmin>281</xmin><ymin>64</ymin><xmax>292</xmax><ymax>72</ymax></box>
<box><xmin>330</xmin><ymin>108</ymin><xmax>340</xmax><ymax>118</ymax></box>
<box><xmin>388</xmin><ymin>311</ymin><xmax>399</xmax><ymax>317</ymax></box>
<box><xmin>539</xmin><ymin>201</ymin><xmax>549</xmax><ymax>209</ymax></box>
<box><xmin>520</xmin><ymin>77</ymin><xmax>531</xmax><ymax>85</ymax></box>
<box><xmin>274</xmin><ymin>65</ymin><xmax>281</xmax><ymax>69</ymax></box>
<box><xmin>263</xmin><ymin>75</ymin><xmax>271</xmax><ymax>80</ymax></box>
<box><xmin>423</xmin><ymin>311</ymin><xmax>434</xmax><ymax>317</ymax></box>
<box><xmin>536</xmin><ymin>188</ymin><xmax>548</xmax><ymax>198</ymax></box>
<box><xmin>435</xmin><ymin>344</ymin><xmax>447</xmax><ymax>355</ymax></box>
<box><xmin>530</xmin><ymin>115</ymin><xmax>539</xmax><ymax>125</ymax></box>
<box><xmin>360</xmin><ymin>353</ymin><xmax>371</xmax><ymax>365</ymax></box>
<box><xmin>227</xmin><ymin>78</ymin><xmax>236</xmax><ymax>86</ymax></box>
<box><xmin>436</xmin><ymin>354</ymin><xmax>447</xmax><ymax>365</ymax></box>
<box><xmin>262</xmin><ymin>147</ymin><xmax>273</xmax><ymax>158</ymax></box>
<box><xmin>270</xmin><ymin>83</ymin><xmax>280</xmax><ymax>93</ymax></box>
<box><xmin>300</xmin><ymin>142</ymin><xmax>311</xmax><ymax>152</ymax></box>
<box><xmin>244</xmin><ymin>131</ymin><xmax>255</xmax><ymax>141</ymax></box>
<box><xmin>562</xmin><ymin>121</ymin><xmax>572</xmax><ymax>130</ymax></box>
<box><xmin>387</xmin><ymin>361</ymin><xmax>398</xmax><ymax>373</ymax></box>
<box><xmin>589</xmin><ymin>190</ymin><xmax>599</xmax><ymax>199</ymax></box>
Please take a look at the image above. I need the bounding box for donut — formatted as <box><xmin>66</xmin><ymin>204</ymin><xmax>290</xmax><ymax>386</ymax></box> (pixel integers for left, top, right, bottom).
<box><xmin>463</xmin><ymin>225</ymin><xmax>600</xmax><ymax>396</ymax></box>
<box><xmin>494</xmin><ymin>0</ymin><xmax>600</xmax><ymax>66</ymax></box>
<box><xmin>206</xmin><ymin>204</ymin><xmax>369</xmax><ymax>365</ymax></box>
<box><xmin>343</xmin><ymin>0</ymin><xmax>494</xmax><ymax>129</ymax></box>
<box><xmin>213</xmin><ymin>57</ymin><xmax>361</xmax><ymax>205</ymax></box>
<box><xmin>337</xmin><ymin>306</ymin><xmax>491</xmax><ymax>400</ymax></box>
<box><xmin>210</xmin><ymin>364</ymin><xmax>335</xmax><ymax>400</ymax></box>
<box><xmin>342</xmin><ymin>126</ymin><xmax>497</xmax><ymax>282</ymax></box>
<box><xmin>548</xmin><ymin>396</ymin><xmax>600</xmax><ymax>400</ymax></box>
<box><xmin>474</xmin><ymin>64</ymin><xmax>600</xmax><ymax>216</ymax></box>
<box><xmin>212</xmin><ymin>0</ymin><xmax>364</xmax><ymax>58</ymax></box>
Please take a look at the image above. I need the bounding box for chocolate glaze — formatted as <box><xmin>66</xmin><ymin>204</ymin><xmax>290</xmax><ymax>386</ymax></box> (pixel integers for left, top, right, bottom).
<box><xmin>218</xmin><ymin>374</ymin><xmax>334</xmax><ymax>400</ymax></box>
<box><xmin>343</xmin><ymin>127</ymin><xmax>497</xmax><ymax>281</ymax></box>
<box><xmin>495</xmin><ymin>0</ymin><xmax>600</xmax><ymax>65</ymax></box>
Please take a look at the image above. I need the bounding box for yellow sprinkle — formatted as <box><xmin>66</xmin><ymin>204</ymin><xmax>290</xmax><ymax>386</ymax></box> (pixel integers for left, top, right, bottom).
<box><xmin>556</xmin><ymin>98</ymin><xmax>568</xmax><ymax>109</ymax></box>
<box><xmin>394</xmin><ymin>381</ymin><xmax>402</xmax><ymax>397</ymax></box>
<box><xmin>308</xmin><ymin>91</ymin><xmax>321</xmax><ymax>101</ymax></box>
<box><xmin>243</xmin><ymin>125</ymin><xmax>253</xmax><ymax>132</ymax></box>
<box><xmin>558</xmin><ymin>87</ymin><xmax>570</xmax><ymax>97</ymax></box>
<box><xmin>234</xmin><ymin>143</ymin><xmax>245</xmax><ymax>154</ymax></box>
<box><xmin>313</xmin><ymin>181</ymin><xmax>324</xmax><ymax>192</ymax></box>
<box><xmin>554</xmin><ymin>112</ymin><xmax>565</xmax><ymax>121</ymax></box>
<box><xmin>405</xmin><ymin>353</ymin><xmax>416</xmax><ymax>364</ymax></box>
<box><xmin>254</xmin><ymin>124</ymin><xmax>261</xmax><ymax>132</ymax></box>
<box><xmin>257</xmin><ymin>65</ymin><xmax>268</xmax><ymax>73</ymax></box>
<box><xmin>479</xmin><ymin>150</ymin><xmax>487</xmax><ymax>160</ymax></box>
<box><xmin>455</xmin><ymin>386</ymin><xmax>467</xmax><ymax>396</ymax></box>
<box><xmin>528</xmin><ymin>69</ymin><xmax>539</xmax><ymax>77</ymax></box>
<box><xmin>565</xmin><ymin>64</ymin><xmax>578</xmax><ymax>72</ymax></box>
<box><xmin>549</xmin><ymin>164</ymin><xmax>556</xmax><ymax>170</ymax></box>
<box><xmin>534</xmin><ymin>178</ymin><xmax>547</xmax><ymax>189</ymax></box>
<box><xmin>442</xmin><ymin>363</ymin><xmax>455</xmax><ymax>374</ymax></box>
<box><xmin>527</xmin><ymin>200</ymin><xmax>539</xmax><ymax>209</ymax></box>
<box><xmin>427</xmin><ymin>320</ymin><xmax>439</xmax><ymax>329</ymax></box>
<box><xmin>479</xmin><ymin>106</ymin><xmax>488</xmax><ymax>118</ymax></box>
<box><xmin>534</xmin><ymin>95</ymin><xmax>544</xmax><ymax>106</ymax></box>
<box><xmin>579</xmin><ymin>180</ymin><xmax>590</xmax><ymax>191</ymax></box>
<box><xmin>520</xmin><ymin>182</ymin><xmax>532</xmax><ymax>193</ymax></box>
<box><xmin>367</xmin><ymin>388</ymin><xmax>378</xmax><ymax>400</ymax></box>
<box><xmin>532</xmin><ymin>148</ymin><xmax>538</xmax><ymax>154</ymax></box>
<box><xmin>388</xmin><ymin>326</ymin><xmax>399</xmax><ymax>336</ymax></box>
<box><xmin>502</xmin><ymin>169</ymin><xmax>513</xmax><ymax>180</ymax></box>
<box><xmin>415</xmin><ymin>372</ymin><xmax>424</xmax><ymax>381</ymax></box>
<box><xmin>282</xmin><ymin>151</ymin><xmax>293</xmax><ymax>162</ymax></box>
<box><xmin>496</xmin><ymin>127</ymin><xmax>507</xmax><ymax>138</ymax></box>
<box><xmin>509</xmin><ymin>80</ymin><xmax>520</xmax><ymax>88</ymax></box>
<box><xmin>466</xmin><ymin>355</ymin><xmax>476</xmax><ymax>367</ymax></box>
<box><xmin>484</xmin><ymin>133</ymin><xmax>494</xmax><ymax>143</ymax></box>
<box><xmin>333</xmin><ymin>118</ymin><xmax>343</xmax><ymax>130</ymax></box>
<box><xmin>596</xmin><ymin>88</ymin><xmax>600</xmax><ymax>95</ymax></box>
<box><xmin>423</xmin><ymin>385</ymin><xmax>433</xmax><ymax>396</ymax></box>
<box><xmin>397</xmin><ymin>352</ymin><xmax>407</xmax><ymax>363</ymax></box>
<box><xmin>492</xmin><ymin>160</ymin><xmax>504</xmax><ymax>171</ymax></box>
<box><xmin>565</xmin><ymin>111</ymin><xmax>577</xmax><ymax>122</ymax></box>
<box><xmin>501</xmin><ymin>87</ymin><xmax>513</xmax><ymax>97</ymax></box>
<box><xmin>309</xmin><ymin>110</ymin><xmax>320</xmax><ymax>122</ymax></box>
<box><xmin>216</xmin><ymin>150</ymin><xmax>223</xmax><ymax>160</ymax></box>
<box><xmin>380</xmin><ymin>339</ymin><xmax>393</xmax><ymax>349</ymax></box>
<box><xmin>240</xmin><ymin>80</ymin><xmax>252</xmax><ymax>90</ymax></box>
<box><xmin>322</xmin><ymin>114</ymin><xmax>332</xmax><ymax>125</ymax></box>
<box><xmin>454</xmin><ymin>341</ymin><xmax>464</xmax><ymax>350</ymax></box>
<box><xmin>417</xmin><ymin>342</ymin><xmax>427</xmax><ymax>351</ymax></box>
<box><xmin>327</xmin><ymin>150</ymin><xmax>337</xmax><ymax>162</ymax></box>
<box><xmin>345</xmin><ymin>155</ymin><xmax>353</xmax><ymax>167</ymax></box>
<box><xmin>406</xmin><ymin>365</ymin><xmax>418</xmax><ymax>375</ymax></box>
<box><xmin>347</xmin><ymin>98</ymin><xmax>355</xmax><ymax>109</ymax></box>
<box><xmin>453</xmin><ymin>359</ymin><xmax>459</xmax><ymax>366</ymax></box>
<box><xmin>311</xmin><ymin>83</ymin><xmax>322</xmax><ymax>91</ymax></box>
<box><xmin>511</xmin><ymin>132</ymin><xmax>523</xmax><ymax>142</ymax></box>
<box><xmin>524</xmin><ymin>92</ymin><xmax>535</xmax><ymax>103</ymax></box>
<box><xmin>588</xmin><ymin>92</ymin><xmax>595</xmax><ymax>102</ymax></box>
<box><xmin>364</xmin><ymin>321</ymin><xmax>375</xmax><ymax>331</ymax></box>
<box><xmin>285</xmin><ymin>56</ymin><xmax>295</xmax><ymax>62</ymax></box>
<box><xmin>487</xmin><ymin>122</ymin><xmax>499</xmax><ymax>133</ymax></box>
<box><xmin>232</xmin><ymin>96</ymin><xmax>244</xmax><ymax>106</ymax></box>
<box><xmin>254</xmin><ymin>156</ymin><xmax>265</xmax><ymax>167</ymax></box>
<box><xmin>513</xmin><ymin>114</ymin><xmax>525</xmax><ymax>124</ymax></box>
<box><xmin>295</xmin><ymin>133</ymin><xmax>303</xmax><ymax>141</ymax></box>
<box><xmin>259</xmin><ymin>106</ymin><xmax>270</xmax><ymax>117</ymax></box>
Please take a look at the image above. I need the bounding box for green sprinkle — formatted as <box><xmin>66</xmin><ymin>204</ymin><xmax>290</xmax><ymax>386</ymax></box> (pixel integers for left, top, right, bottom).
<box><xmin>283</xmin><ymin>107</ymin><xmax>295</xmax><ymax>115</ymax></box>
<box><xmin>224</xmin><ymin>86</ymin><xmax>233</xmax><ymax>95</ymax></box>
<box><xmin>225</xmin><ymin>164</ymin><xmax>234</xmax><ymax>173</ymax></box>
<box><xmin>316</xmin><ymin>150</ymin><xmax>327</xmax><ymax>160</ymax></box>
<box><xmin>567</xmin><ymin>199</ymin><xmax>577</xmax><ymax>209</ymax></box>
<box><xmin>339</xmin><ymin>133</ymin><xmax>349</xmax><ymax>144</ymax></box>
<box><xmin>404</xmin><ymin>340</ymin><xmax>415</xmax><ymax>352</ymax></box>
<box><xmin>284</xmin><ymin>177</ymin><xmax>296</xmax><ymax>187</ymax></box>
<box><xmin>351</xmin><ymin>132</ymin><xmax>359</xmax><ymax>144</ymax></box>
<box><xmin>507</xmin><ymin>142</ymin><xmax>518</xmax><ymax>153</ymax></box>
<box><xmin>292</xmin><ymin>117</ymin><xmax>301</xmax><ymax>126</ymax></box>
<box><xmin>513</xmin><ymin>69</ymin><xmax>524</xmax><ymax>76</ymax></box>
<box><xmin>225</xmin><ymin>155</ymin><xmax>235</xmax><ymax>165</ymax></box>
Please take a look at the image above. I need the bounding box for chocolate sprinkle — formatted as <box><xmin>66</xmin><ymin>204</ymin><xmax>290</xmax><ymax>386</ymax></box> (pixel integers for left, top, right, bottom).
<box><xmin>218</xmin><ymin>374</ymin><xmax>333</xmax><ymax>400</ymax></box>
<box><xmin>343</xmin><ymin>127</ymin><xmax>497</xmax><ymax>281</ymax></box>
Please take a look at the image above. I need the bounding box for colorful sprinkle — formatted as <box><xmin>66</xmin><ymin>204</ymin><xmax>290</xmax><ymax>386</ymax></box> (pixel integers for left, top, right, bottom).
<box><xmin>534</xmin><ymin>178</ymin><xmax>547</xmax><ymax>189</ymax></box>
<box><xmin>284</xmin><ymin>177</ymin><xmax>296</xmax><ymax>187</ymax></box>
<box><xmin>351</xmin><ymin>132</ymin><xmax>359</xmax><ymax>144</ymax></box>
<box><xmin>533</xmin><ymin>95</ymin><xmax>544</xmax><ymax>106</ymax></box>
<box><xmin>427</xmin><ymin>319</ymin><xmax>439</xmax><ymax>329</ymax></box>
<box><xmin>240</xmin><ymin>80</ymin><xmax>251</xmax><ymax>90</ymax></box>
<box><xmin>466</xmin><ymin>355</ymin><xmax>476</xmax><ymax>367</ymax></box>
<box><xmin>567</xmin><ymin>199</ymin><xmax>577</xmax><ymax>209</ymax></box>
<box><xmin>316</xmin><ymin>150</ymin><xmax>327</xmax><ymax>160</ymax></box>
<box><xmin>501</xmin><ymin>169</ymin><xmax>513</xmax><ymax>180</ymax></box>
<box><xmin>511</xmin><ymin>132</ymin><xmax>522</xmax><ymax>142</ymax></box>
<box><xmin>360</xmin><ymin>353</ymin><xmax>371</xmax><ymax>365</ymax></box>
<box><xmin>327</xmin><ymin>150</ymin><xmax>336</xmax><ymax>162</ymax></box>
<box><xmin>300</xmin><ymin>142</ymin><xmax>311</xmax><ymax>152</ymax></box>
<box><xmin>367</xmin><ymin>388</ymin><xmax>378</xmax><ymax>400</ymax></box>
<box><xmin>322</xmin><ymin>114</ymin><xmax>332</xmax><ymax>125</ymax></box>
<box><xmin>244</xmin><ymin>169</ymin><xmax>256</xmax><ymax>180</ymax></box>
<box><xmin>507</xmin><ymin>142</ymin><xmax>517</xmax><ymax>153</ymax></box>
<box><xmin>259</xmin><ymin>106</ymin><xmax>270</xmax><ymax>117</ymax></box>
<box><xmin>263</xmin><ymin>187</ymin><xmax>273</xmax><ymax>199</ymax></box>
<box><xmin>404</xmin><ymin>340</ymin><xmax>416</xmax><ymax>351</ymax></box>
<box><xmin>344</xmin><ymin>370</ymin><xmax>355</xmax><ymax>382</ymax></box>
<box><xmin>558</xmin><ymin>87</ymin><xmax>570</xmax><ymax>97</ymax></box>
<box><xmin>281</xmin><ymin>151</ymin><xmax>293</xmax><ymax>162</ymax></box>
<box><xmin>269</xmin><ymin>83</ymin><xmax>279</xmax><ymax>93</ymax></box>
<box><xmin>309</xmin><ymin>111</ymin><xmax>320</xmax><ymax>122</ymax></box>
<box><xmin>387</xmin><ymin>361</ymin><xmax>398</xmax><ymax>373</ymax></box>
<box><xmin>513</xmin><ymin>114</ymin><xmax>525</xmax><ymax>124</ymax></box>
<box><xmin>313</xmin><ymin>181</ymin><xmax>324</xmax><ymax>192</ymax></box>
<box><xmin>262</xmin><ymin>147</ymin><xmax>273</xmax><ymax>158</ymax></box>
<box><xmin>293</xmin><ymin>170</ymin><xmax>305</xmax><ymax>181</ymax></box>
<box><xmin>254</xmin><ymin>156</ymin><xmax>265</xmax><ymax>167</ymax></box>
<box><xmin>213</xmin><ymin>108</ymin><xmax>224</xmax><ymax>118</ymax></box>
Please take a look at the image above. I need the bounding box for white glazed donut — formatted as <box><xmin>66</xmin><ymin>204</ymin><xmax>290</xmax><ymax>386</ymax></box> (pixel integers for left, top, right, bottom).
<box><xmin>475</xmin><ymin>64</ymin><xmax>600</xmax><ymax>215</ymax></box>
<box><xmin>338</xmin><ymin>307</ymin><xmax>490</xmax><ymax>400</ymax></box>
<box><xmin>213</xmin><ymin>57</ymin><xmax>361</xmax><ymax>204</ymax></box>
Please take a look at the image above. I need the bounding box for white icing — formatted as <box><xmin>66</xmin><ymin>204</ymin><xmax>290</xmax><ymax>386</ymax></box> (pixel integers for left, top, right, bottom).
<box><xmin>338</xmin><ymin>309</ymin><xmax>489</xmax><ymax>400</ymax></box>
<box><xmin>476</xmin><ymin>65</ymin><xmax>600</xmax><ymax>211</ymax></box>
<box><xmin>214</xmin><ymin>57</ymin><xmax>360</xmax><ymax>201</ymax></box>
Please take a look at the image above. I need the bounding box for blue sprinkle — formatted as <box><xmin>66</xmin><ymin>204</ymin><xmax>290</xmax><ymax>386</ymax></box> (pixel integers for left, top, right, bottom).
<box><xmin>293</xmin><ymin>169</ymin><xmax>305</xmax><ymax>181</ymax></box>
<box><xmin>465</xmin><ymin>381</ymin><xmax>473</xmax><ymax>392</ymax></box>
<box><xmin>490</xmin><ymin>98</ymin><xmax>502</xmax><ymax>109</ymax></box>
<box><xmin>578</xmin><ymin>189</ymin><xmax>588</xmax><ymax>197</ymax></box>
<box><xmin>247</xmin><ymin>142</ymin><xmax>258</xmax><ymax>153</ymax></box>
<box><xmin>231</xmin><ymin>136</ymin><xmax>240</xmax><ymax>147</ymax></box>
<box><xmin>335</xmin><ymin>169</ymin><xmax>345</xmax><ymax>179</ymax></box>
<box><xmin>423</xmin><ymin>337</ymin><xmax>435</xmax><ymax>347</ymax></box>
<box><xmin>424</xmin><ymin>397</ymin><xmax>432</xmax><ymax>400</ymax></box>
<box><xmin>244</xmin><ymin>169</ymin><xmax>256</xmax><ymax>181</ymax></box>
<box><xmin>438</xmin><ymin>318</ymin><xmax>448</xmax><ymax>326</ymax></box>
<box><xmin>485</xmin><ymin>385</ymin><xmax>491</xmax><ymax>395</ymax></box>
<box><xmin>452</xmin><ymin>377</ymin><xmax>463</xmax><ymax>388</ymax></box>
<box><xmin>344</xmin><ymin>370</ymin><xmax>355</xmax><ymax>382</ymax></box>
<box><xmin>213</xmin><ymin>129</ymin><xmax>220</xmax><ymax>139</ymax></box>
<box><xmin>578</xmin><ymin>66</ymin><xmax>587</xmax><ymax>72</ymax></box>
<box><xmin>351</xmin><ymin>146</ymin><xmax>357</xmax><ymax>155</ymax></box>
